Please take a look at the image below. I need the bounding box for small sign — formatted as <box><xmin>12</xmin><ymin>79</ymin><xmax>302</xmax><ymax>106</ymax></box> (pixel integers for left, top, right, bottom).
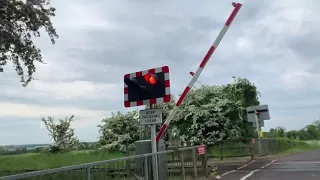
<box><xmin>139</xmin><ymin>109</ymin><xmax>162</xmax><ymax>125</ymax></box>
<box><xmin>198</xmin><ymin>145</ymin><xmax>206</xmax><ymax>155</ymax></box>
<box><xmin>246</xmin><ymin>104</ymin><xmax>270</xmax><ymax>122</ymax></box>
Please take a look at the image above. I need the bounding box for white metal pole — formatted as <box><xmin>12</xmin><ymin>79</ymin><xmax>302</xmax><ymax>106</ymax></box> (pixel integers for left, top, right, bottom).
<box><xmin>254</xmin><ymin>109</ymin><xmax>262</xmax><ymax>156</ymax></box>
<box><xmin>149</xmin><ymin>104</ymin><xmax>159</xmax><ymax>180</ymax></box>
<box><xmin>151</xmin><ymin>124</ymin><xmax>159</xmax><ymax>180</ymax></box>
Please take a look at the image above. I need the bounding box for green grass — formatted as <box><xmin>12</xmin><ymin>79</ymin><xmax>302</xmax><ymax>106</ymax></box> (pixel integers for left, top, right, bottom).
<box><xmin>0</xmin><ymin>150</ymin><xmax>124</xmax><ymax>171</ymax></box>
<box><xmin>276</xmin><ymin>143</ymin><xmax>320</xmax><ymax>155</ymax></box>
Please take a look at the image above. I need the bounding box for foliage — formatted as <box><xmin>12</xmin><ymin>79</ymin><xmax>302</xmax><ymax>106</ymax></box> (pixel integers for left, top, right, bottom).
<box><xmin>172</xmin><ymin>86</ymin><xmax>240</xmax><ymax>145</ymax></box>
<box><xmin>0</xmin><ymin>0</ymin><xmax>58</xmax><ymax>86</ymax></box>
<box><xmin>265</xmin><ymin>120</ymin><xmax>320</xmax><ymax>140</ymax></box>
<box><xmin>220</xmin><ymin>77</ymin><xmax>260</xmax><ymax>140</ymax></box>
<box><xmin>41</xmin><ymin>115</ymin><xmax>79</xmax><ymax>153</ymax></box>
<box><xmin>98</xmin><ymin>77</ymin><xmax>260</xmax><ymax>148</ymax></box>
<box><xmin>171</xmin><ymin>77</ymin><xmax>260</xmax><ymax>145</ymax></box>
<box><xmin>98</xmin><ymin>111</ymin><xmax>143</xmax><ymax>153</ymax></box>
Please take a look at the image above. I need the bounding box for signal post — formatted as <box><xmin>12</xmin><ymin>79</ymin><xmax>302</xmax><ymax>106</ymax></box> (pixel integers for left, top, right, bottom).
<box><xmin>124</xmin><ymin>66</ymin><xmax>171</xmax><ymax>180</ymax></box>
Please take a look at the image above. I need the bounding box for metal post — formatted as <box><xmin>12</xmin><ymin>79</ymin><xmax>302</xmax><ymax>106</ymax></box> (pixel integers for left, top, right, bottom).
<box><xmin>180</xmin><ymin>150</ymin><xmax>186</xmax><ymax>180</ymax></box>
<box><xmin>150</xmin><ymin>105</ymin><xmax>159</xmax><ymax>180</ymax></box>
<box><xmin>192</xmin><ymin>148</ymin><xmax>198</xmax><ymax>178</ymax></box>
<box><xmin>144</xmin><ymin>156</ymin><xmax>149</xmax><ymax>179</ymax></box>
<box><xmin>254</xmin><ymin>109</ymin><xmax>262</xmax><ymax>156</ymax></box>
<box><xmin>86</xmin><ymin>166</ymin><xmax>91</xmax><ymax>180</ymax></box>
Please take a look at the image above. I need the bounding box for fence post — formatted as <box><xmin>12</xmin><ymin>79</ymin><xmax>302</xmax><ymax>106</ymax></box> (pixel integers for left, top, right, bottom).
<box><xmin>192</xmin><ymin>147</ymin><xmax>198</xmax><ymax>179</ymax></box>
<box><xmin>180</xmin><ymin>150</ymin><xmax>186</xmax><ymax>180</ymax></box>
<box><xmin>201</xmin><ymin>146</ymin><xmax>208</xmax><ymax>178</ymax></box>
<box><xmin>250</xmin><ymin>141</ymin><xmax>254</xmax><ymax>160</ymax></box>
<box><xmin>144</xmin><ymin>156</ymin><xmax>149</xmax><ymax>180</ymax></box>
<box><xmin>219</xmin><ymin>143</ymin><xmax>223</xmax><ymax>160</ymax></box>
<box><xmin>86</xmin><ymin>166</ymin><xmax>91</xmax><ymax>180</ymax></box>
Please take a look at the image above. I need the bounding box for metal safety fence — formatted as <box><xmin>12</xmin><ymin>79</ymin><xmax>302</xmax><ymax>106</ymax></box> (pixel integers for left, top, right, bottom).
<box><xmin>0</xmin><ymin>145</ymin><xmax>208</xmax><ymax>180</ymax></box>
<box><xmin>251</xmin><ymin>138</ymin><xmax>309</xmax><ymax>157</ymax></box>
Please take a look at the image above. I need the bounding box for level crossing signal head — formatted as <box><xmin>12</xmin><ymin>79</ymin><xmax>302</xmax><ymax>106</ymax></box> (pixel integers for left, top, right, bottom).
<box><xmin>124</xmin><ymin>66</ymin><xmax>171</xmax><ymax>107</ymax></box>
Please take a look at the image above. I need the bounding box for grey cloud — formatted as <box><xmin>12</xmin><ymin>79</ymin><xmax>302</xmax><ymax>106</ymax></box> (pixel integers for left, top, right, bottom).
<box><xmin>286</xmin><ymin>30</ymin><xmax>320</xmax><ymax>60</ymax></box>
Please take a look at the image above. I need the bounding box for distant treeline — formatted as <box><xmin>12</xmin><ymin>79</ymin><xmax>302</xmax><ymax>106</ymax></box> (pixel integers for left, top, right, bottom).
<box><xmin>263</xmin><ymin>120</ymin><xmax>320</xmax><ymax>140</ymax></box>
<box><xmin>0</xmin><ymin>142</ymin><xmax>99</xmax><ymax>156</ymax></box>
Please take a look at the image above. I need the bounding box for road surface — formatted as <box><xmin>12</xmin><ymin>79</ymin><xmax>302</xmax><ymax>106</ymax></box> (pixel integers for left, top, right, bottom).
<box><xmin>215</xmin><ymin>150</ymin><xmax>320</xmax><ymax>180</ymax></box>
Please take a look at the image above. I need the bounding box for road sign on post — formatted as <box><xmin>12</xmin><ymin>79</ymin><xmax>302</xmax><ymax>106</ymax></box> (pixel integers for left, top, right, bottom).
<box><xmin>139</xmin><ymin>109</ymin><xmax>162</xmax><ymax>125</ymax></box>
<box><xmin>246</xmin><ymin>104</ymin><xmax>270</xmax><ymax>157</ymax></box>
<box><xmin>246</xmin><ymin>105</ymin><xmax>270</xmax><ymax>122</ymax></box>
<box><xmin>124</xmin><ymin>66</ymin><xmax>171</xmax><ymax>108</ymax></box>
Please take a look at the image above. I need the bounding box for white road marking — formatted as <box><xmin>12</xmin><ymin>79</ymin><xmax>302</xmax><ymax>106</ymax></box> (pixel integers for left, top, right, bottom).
<box><xmin>220</xmin><ymin>160</ymin><xmax>256</xmax><ymax>177</ymax></box>
<box><xmin>239</xmin><ymin>160</ymin><xmax>276</xmax><ymax>180</ymax></box>
<box><xmin>273</xmin><ymin>161</ymin><xmax>320</xmax><ymax>164</ymax></box>
<box><xmin>261</xmin><ymin>160</ymin><xmax>276</xmax><ymax>169</ymax></box>
<box><xmin>221</xmin><ymin>170</ymin><xmax>236</xmax><ymax>176</ymax></box>
<box><xmin>237</xmin><ymin>160</ymin><xmax>256</xmax><ymax>170</ymax></box>
<box><xmin>240</xmin><ymin>169</ymin><xmax>260</xmax><ymax>180</ymax></box>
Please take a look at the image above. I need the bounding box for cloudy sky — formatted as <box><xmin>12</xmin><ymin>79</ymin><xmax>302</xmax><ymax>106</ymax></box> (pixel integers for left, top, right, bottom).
<box><xmin>1</xmin><ymin>0</ymin><xmax>320</xmax><ymax>145</ymax></box>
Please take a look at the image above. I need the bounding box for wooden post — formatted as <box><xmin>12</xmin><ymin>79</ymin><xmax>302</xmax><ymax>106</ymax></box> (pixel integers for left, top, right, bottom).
<box><xmin>219</xmin><ymin>143</ymin><xmax>223</xmax><ymax>160</ymax></box>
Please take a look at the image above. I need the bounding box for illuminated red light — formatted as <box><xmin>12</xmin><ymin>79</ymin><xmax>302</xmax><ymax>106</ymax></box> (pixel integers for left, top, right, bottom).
<box><xmin>144</xmin><ymin>74</ymin><xmax>157</xmax><ymax>85</ymax></box>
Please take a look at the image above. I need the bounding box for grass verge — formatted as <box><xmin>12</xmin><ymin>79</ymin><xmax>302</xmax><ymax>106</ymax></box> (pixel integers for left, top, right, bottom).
<box><xmin>0</xmin><ymin>150</ymin><xmax>124</xmax><ymax>171</ymax></box>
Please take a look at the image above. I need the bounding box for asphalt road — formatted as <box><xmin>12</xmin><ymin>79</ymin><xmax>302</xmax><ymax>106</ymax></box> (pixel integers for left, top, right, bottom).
<box><xmin>215</xmin><ymin>150</ymin><xmax>320</xmax><ymax>180</ymax></box>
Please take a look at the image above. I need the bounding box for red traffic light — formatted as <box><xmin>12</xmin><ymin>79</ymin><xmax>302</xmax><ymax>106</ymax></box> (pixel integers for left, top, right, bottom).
<box><xmin>144</xmin><ymin>74</ymin><xmax>157</xmax><ymax>85</ymax></box>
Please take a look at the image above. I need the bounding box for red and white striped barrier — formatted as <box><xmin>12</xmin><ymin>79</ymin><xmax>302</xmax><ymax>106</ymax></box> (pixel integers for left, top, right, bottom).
<box><xmin>156</xmin><ymin>2</ymin><xmax>243</xmax><ymax>142</ymax></box>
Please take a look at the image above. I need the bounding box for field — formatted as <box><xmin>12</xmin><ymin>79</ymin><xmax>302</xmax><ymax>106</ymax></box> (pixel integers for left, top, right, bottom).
<box><xmin>0</xmin><ymin>150</ymin><xmax>124</xmax><ymax>172</ymax></box>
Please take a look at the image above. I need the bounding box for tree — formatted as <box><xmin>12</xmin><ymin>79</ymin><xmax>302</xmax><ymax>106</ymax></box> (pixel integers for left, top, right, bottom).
<box><xmin>287</xmin><ymin>130</ymin><xmax>300</xmax><ymax>140</ymax></box>
<box><xmin>0</xmin><ymin>0</ymin><xmax>58</xmax><ymax>86</ymax></box>
<box><xmin>41</xmin><ymin>115</ymin><xmax>79</xmax><ymax>153</ymax></box>
<box><xmin>98</xmin><ymin>111</ymin><xmax>144</xmax><ymax>153</ymax></box>
<box><xmin>172</xmin><ymin>85</ymin><xmax>242</xmax><ymax>145</ymax></box>
<box><xmin>276</xmin><ymin>126</ymin><xmax>286</xmax><ymax>137</ymax></box>
<box><xmin>220</xmin><ymin>77</ymin><xmax>260</xmax><ymax>139</ymax></box>
<box><xmin>172</xmin><ymin>77</ymin><xmax>260</xmax><ymax>145</ymax></box>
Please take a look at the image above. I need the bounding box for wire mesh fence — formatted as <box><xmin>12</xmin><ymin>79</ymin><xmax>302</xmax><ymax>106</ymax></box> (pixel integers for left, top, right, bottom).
<box><xmin>0</xmin><ymin>145</ymin><xmax>208</xmax><ymax>180</ymax></box>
